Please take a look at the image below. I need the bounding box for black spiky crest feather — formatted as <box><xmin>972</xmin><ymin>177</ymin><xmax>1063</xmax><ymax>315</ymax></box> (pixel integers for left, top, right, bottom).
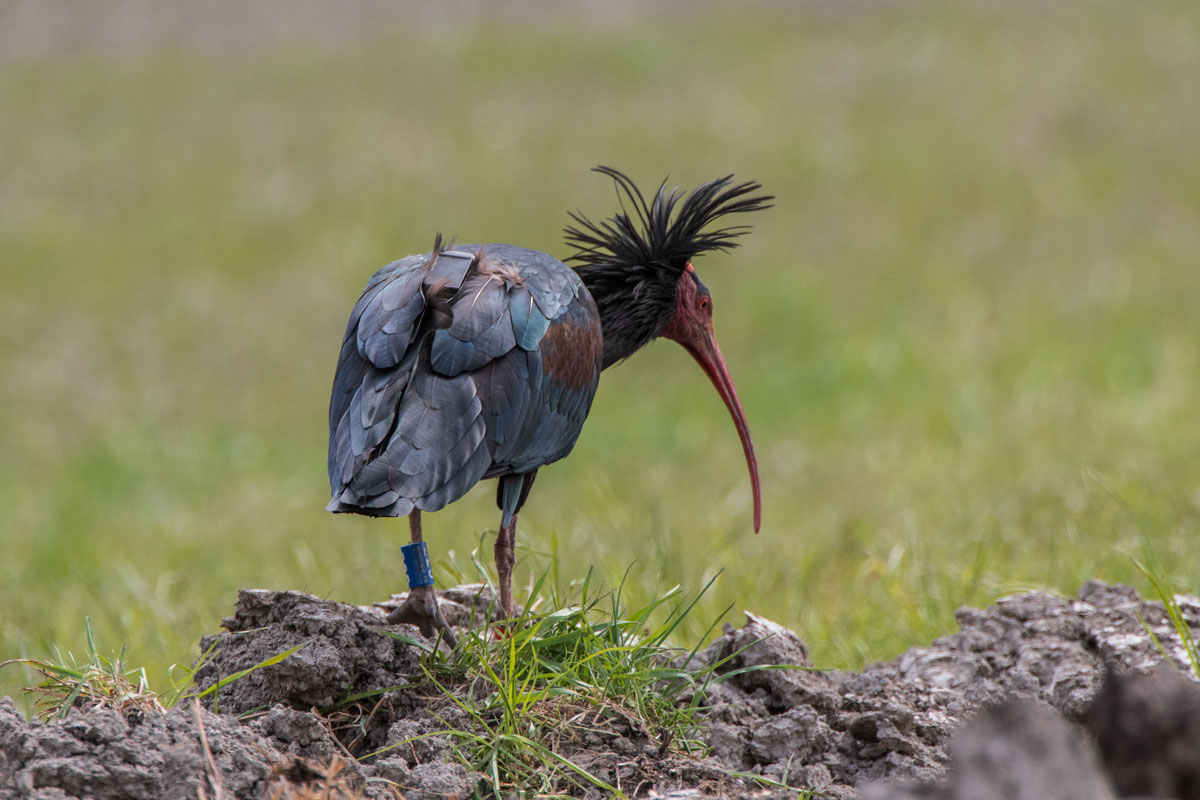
<box><xmin>565</xmin><ymin>166</ymin><xmax>772</xmax><ymax>368</ymax></box>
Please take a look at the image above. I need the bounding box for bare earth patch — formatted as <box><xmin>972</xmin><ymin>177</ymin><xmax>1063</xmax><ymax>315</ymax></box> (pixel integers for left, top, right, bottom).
<box><xmin>2</xmin><ymin>581</ymin><xmax>1199</xmax><ymax>798</ymax></box>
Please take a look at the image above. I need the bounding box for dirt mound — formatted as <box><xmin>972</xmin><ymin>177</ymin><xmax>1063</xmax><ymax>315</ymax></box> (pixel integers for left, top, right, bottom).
<box><xmin>694</xmin><ymin>580</ymin><xmax>1200</xmax><ymax>796</ymax></box>
<box><xmin>3</xmin><ymin>580</ymin><xmax>1199</xmax><ymax>799</ymax></box>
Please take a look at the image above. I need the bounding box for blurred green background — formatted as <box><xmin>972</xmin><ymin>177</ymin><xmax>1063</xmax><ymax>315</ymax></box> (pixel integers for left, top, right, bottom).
<box><xmin>3</xmin><ymin>1</ymin><xmax>1200</xmax><ymax>702</ymax></box>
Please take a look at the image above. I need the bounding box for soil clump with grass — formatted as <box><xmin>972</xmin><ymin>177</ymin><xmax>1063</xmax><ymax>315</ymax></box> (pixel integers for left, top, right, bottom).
<box><xmin>2</xmin><ymin>580</ymin><xmax>1199</xmax><ymax>799</ymax></box>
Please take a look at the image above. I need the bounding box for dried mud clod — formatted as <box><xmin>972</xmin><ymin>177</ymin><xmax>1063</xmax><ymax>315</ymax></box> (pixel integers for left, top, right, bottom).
<box><xmin>3</xmin><ymin>580</ymin><xmax>1200</xmax><ymax>799</ymax></box>
<box><xmin>194</xmin><ymin>585</ymin><xmax>494</xmax><ymax>714</ymax></box>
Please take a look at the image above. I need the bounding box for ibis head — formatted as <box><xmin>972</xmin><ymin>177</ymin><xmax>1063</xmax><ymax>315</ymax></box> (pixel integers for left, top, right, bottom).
<box><xmin>566</xmin><ymin>167</ymin><xmax>770</xmax><ymax>531</ymax></box>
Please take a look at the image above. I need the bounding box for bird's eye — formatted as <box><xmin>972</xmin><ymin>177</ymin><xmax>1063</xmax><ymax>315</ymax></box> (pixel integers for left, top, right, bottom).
<box><xmin>699</xmin><ymin>296</ymin><xmax>711</xmax><ymax>313</ymax></box>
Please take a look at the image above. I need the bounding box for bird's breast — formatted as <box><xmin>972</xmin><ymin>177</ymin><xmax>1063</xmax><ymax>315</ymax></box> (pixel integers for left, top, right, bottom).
<box><xmin>538</xmin><ymin>298</ymin><xmax>603</xmax><ymax>394</ymax></box>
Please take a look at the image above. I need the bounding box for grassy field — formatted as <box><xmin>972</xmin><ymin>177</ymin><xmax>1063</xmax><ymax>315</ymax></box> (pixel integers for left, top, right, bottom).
<box><xmin>3</xmin><ymin>1</ymin><xmax>1200</xmax><ymax>703</ymax></box>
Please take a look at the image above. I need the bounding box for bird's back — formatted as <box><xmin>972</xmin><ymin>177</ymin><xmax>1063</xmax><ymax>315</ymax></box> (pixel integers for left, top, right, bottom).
<box><xmin>327</xmin><ymin>243</ymin><xmax>603</xmax><ymax>517</ymax></box>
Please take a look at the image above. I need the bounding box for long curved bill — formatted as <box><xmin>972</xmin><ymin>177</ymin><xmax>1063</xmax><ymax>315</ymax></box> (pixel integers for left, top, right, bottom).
<box><xmin>683</xmin><ymin>327</ymin><xmax>762</xmax><ymax>532</ymax></box>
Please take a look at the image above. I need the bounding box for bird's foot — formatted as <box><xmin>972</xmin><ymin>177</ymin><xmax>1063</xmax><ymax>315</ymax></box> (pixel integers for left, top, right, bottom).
<box><xmin>387</xmin><ymin>585</ymin><xmax>458</xmax><ymax>647</ymax></box>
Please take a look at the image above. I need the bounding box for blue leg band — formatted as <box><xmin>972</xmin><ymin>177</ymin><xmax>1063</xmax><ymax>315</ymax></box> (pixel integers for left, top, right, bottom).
<box><xmin>402</xmin><ymin>541</ymin><xmax>435</xmax><ymax>589</ymax></box>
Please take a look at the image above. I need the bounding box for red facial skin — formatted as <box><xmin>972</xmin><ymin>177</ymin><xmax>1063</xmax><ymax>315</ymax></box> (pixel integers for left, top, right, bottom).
<box><xmin>660</xmin><ymin>264</ymin><xmax>762</xmax><ymax>532</ymax></box>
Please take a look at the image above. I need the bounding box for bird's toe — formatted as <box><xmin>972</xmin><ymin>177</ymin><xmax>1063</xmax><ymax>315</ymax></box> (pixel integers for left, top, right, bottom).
<box><xmin>388</xmin><ymin>585</ymin><xmax>459</xmax><ymax>647</ymax></box>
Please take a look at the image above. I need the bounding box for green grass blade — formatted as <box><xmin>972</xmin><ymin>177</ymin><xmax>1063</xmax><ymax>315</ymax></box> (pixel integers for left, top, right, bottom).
<box><xmin>187</xmin><ymin>640</ymin><xmax>311</xmax><ymax>703</ymax></box>
<box><xmin>1135</xmin><ymin>560</ymin><xmax>1200</xmax><ymax>680</ymax></box>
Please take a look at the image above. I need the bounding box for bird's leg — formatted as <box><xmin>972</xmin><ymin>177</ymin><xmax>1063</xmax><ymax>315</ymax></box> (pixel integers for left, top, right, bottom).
<box><xmin>387</xmin><ymin>510</ymin><xmax>458</xmax><ymax>647</ymax></box>
<box><xmin>494</xmin><ymin>512</ymin><xmax>518</xmax><ymax>620</ymax></box>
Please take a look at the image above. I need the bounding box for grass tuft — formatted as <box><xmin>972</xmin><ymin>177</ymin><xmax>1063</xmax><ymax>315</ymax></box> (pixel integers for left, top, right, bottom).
<box><xmin>0</xmin><ymin>618</ymin><xmax>164</xmax><ymax>720</ymax></box>
<box><xmin>364</xmin><ymin>561</ymin><xmax>786</xmax><ymax>798</ymax></box>
<box><xmin>0</xmin><ymin>622</ymin><xmax>311</xmax><ymax>720</ymax></box>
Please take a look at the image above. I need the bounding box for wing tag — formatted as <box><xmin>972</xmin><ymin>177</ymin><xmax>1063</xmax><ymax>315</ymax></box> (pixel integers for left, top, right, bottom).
<box><xmin>424</xmin><ymin>249</ymin><xmax>475</xmax><ymax>294</ymax></box>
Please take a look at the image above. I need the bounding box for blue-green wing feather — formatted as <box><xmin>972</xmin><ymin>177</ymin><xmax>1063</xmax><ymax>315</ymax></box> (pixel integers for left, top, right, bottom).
<box><xmin>328</xmin><ymin>243</ymin><xmax>601</xmax><ymax>518</ymax></box>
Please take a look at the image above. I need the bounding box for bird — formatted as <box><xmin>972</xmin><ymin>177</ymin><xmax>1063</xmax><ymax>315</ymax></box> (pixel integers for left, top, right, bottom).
<box><xmin>327</xmin><ymin>166</ymin><xmax>770</xmax><ymax>643</ymax></box>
